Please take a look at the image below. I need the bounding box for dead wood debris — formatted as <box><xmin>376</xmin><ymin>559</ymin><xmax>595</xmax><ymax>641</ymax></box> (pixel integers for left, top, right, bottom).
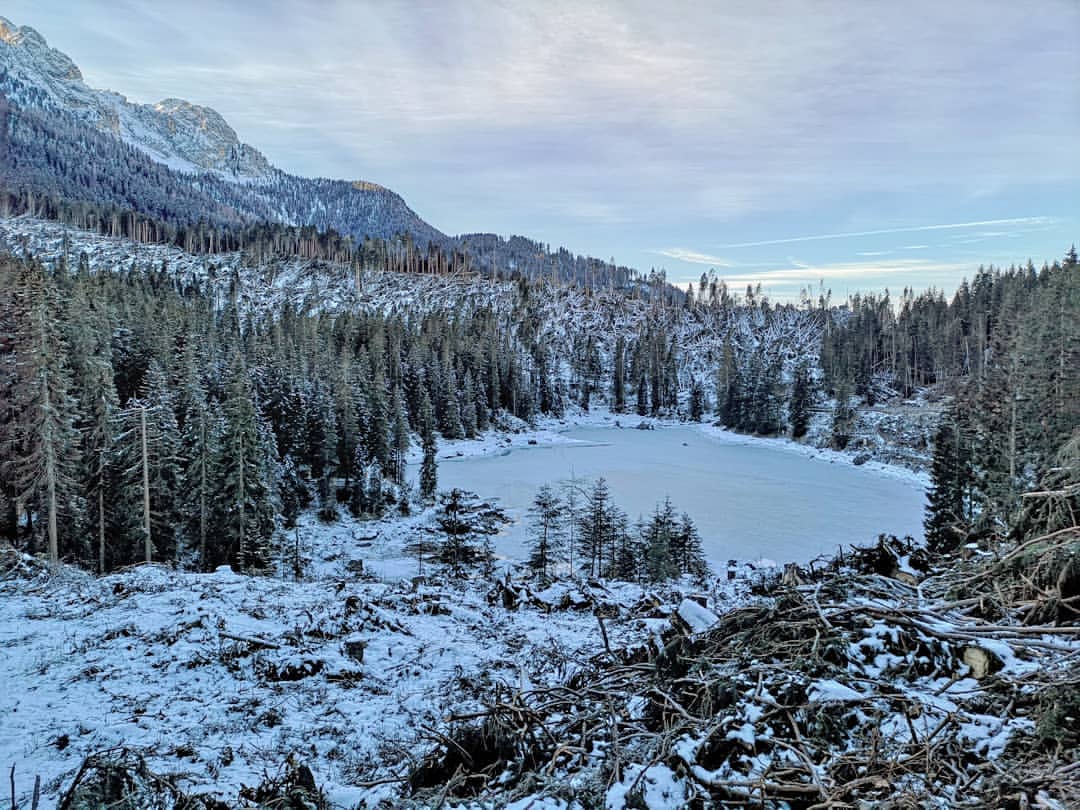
<box><xmin>406</xmin><ymin>532</ymin><xmax>1080</xmax><ymax>809</ymax></box>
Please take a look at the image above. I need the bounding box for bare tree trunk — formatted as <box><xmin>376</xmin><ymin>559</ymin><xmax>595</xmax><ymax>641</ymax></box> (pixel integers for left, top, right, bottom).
<box><xmin>199</xmin><ymin>416</ymin><xmax>207</xmax><ymax>571</ymax></box>
<box><xmin>98</xmin><ymin>459</ymin><xmax>105</xmax><ymax>574</ymax></box>
<box><xmin>237</xmin><ymin>430</ymin><xmax>245</xmax><ymax>569</ymax></box>
<box><xmin>43</xmin><ymin>382</ymin><xmax>59</xmax><ymax>568</ymax></box>
<box><xmin>141</xmin><ymin>405</ymin><xmax>151</xmax><ymax>564</ymax></box>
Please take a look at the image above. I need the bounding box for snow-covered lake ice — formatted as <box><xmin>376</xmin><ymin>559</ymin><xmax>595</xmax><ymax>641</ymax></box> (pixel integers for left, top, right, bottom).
<box><xmin>429</xmin><ymin>425</ymin><xmax>926</xmax><ymax>566</ymax></box>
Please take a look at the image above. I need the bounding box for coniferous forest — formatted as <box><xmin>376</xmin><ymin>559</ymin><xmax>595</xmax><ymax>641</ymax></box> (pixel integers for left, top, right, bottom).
<box><xmin>2</xmin><ymin>243</ymin><xmax>1075</xmax><ymax>578</ymax></box>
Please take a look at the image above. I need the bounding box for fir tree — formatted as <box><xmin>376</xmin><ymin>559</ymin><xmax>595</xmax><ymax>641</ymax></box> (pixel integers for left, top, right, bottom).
<box><xmin>418</xmin><ymin>389</ymin><xmax>438</xmax><ymax>504</ymax></box>
<box><xmin>2</xmin><ymin>260</ymin><xmax>80</xmax><ymax>565</ymax></box>
<box><xmin>526</xmin><ymin>484</ymin><xmax>564</xmax><ymax>582</ymax></box>
<box><xmin>789</xmin><ymin>362</ymin><xmax>813</xmax><ymax>440</ymax></box>
<box><xmin>209</xmin><ymin>355</ymin><xmax>277</xmax><ymax>571</ymax></box>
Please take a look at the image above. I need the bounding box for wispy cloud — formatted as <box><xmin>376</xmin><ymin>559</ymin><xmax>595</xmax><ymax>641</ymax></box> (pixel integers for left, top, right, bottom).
<box><xmin>705</xmin><ymin>259</ymin><xmax>977</xmax><ymax>293</ymax></box>
<box><xmin>4</xmin><ymin>0</ymin><xmax>1076</xmax><ymax>292</ymax></box>
<box><xmin>711</xmin><ymin>217</ymin><xmax>1057</xmax><ymax>250</ymax></box>
<box><xmin>653</xmin><ymin>248</ymin><xmax>734</xmax><ymax>267</ymax></box>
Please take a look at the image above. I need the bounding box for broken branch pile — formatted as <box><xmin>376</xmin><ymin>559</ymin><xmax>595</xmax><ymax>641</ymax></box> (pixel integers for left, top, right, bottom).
<box><xmin>408</xmin><ymin>533</ymin><xmax>1080</xmax><ymax>808</ymax></box>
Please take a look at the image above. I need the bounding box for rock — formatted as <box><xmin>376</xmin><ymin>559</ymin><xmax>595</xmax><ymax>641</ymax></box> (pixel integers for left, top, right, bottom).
<box><xmin>853</xmin><ymin>453</ymin><xmax>872</xmax><ymax>466</ymax></box>
<box><xmin>962</xmin><ymin>645</ymin><xmax>1003</xmax><ymax>680</ymax></box>
<box><xmin>343</xmin><ymin>638</ymin><xmax>367</xmax><ymax>663</ymax></box>
<box><xmin>345</xmin><ymin>559</ymin><xmax>365</xmax><ymax>575</ymax></box>
<box><xmin>675</xmin><ymin>598</ymin><xmax>719</xmax><ymax>634</ymax></box>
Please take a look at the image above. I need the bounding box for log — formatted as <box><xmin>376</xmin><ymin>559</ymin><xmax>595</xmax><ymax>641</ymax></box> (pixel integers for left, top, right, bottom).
<box><xmin>219</xmin><ymin>631</ymin><xmax>280</xmax><ymax>649</ymax></box>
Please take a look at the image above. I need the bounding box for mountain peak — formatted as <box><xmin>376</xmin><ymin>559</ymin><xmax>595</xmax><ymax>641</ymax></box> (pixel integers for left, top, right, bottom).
<box><xmin>0</xmin><ymin>16</ymin><xmax>82</xmax><ymax>81</ymax></box>
<box><xmin>0</xmin><ymin>15</ymin><xmax>270</xmax><ymax>179</ymax></box>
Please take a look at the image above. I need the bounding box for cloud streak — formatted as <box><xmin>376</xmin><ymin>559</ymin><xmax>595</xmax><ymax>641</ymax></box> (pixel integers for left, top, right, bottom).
<box><xmin>711</xmin><ymin>217</ymin><xmax>1058</xmax><ymax>250</ymax></box>
<box><xmin>653</xmin><ymin>248</ymin><xmax>734</xmax><ymax>267</ymax></box>
<box><xmin>4</xmin><ymin>0</ymin><xmax>1077</xmax><ymax>300</ymax></box>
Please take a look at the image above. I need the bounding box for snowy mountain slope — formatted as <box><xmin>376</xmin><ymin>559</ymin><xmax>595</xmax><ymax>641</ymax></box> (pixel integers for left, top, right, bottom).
<box><xmin>0</xmin><ymin>16</ymin><xmax>446</xmax><ymax>247</ymax></box>
<box><xmin>0</xmin><ymin>215</ymin><xmax>818</xmax><ymax>394</ymax></box>
<box><xmin>0</xmin><ymin>15</ymin><xmax>652</xmax><ymax>284</ymax></box>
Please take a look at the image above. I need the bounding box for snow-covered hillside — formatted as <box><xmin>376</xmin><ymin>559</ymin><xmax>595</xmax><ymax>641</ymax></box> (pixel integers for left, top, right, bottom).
<box><xmin>1</xmin><ymin>215</ymin><xmax>937</xmax><ymax>473</ymax></box>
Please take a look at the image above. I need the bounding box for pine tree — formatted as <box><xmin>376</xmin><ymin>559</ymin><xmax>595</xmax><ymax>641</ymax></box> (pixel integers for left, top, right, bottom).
<box><xmin>2</xmin><ymin>260</ymin><xmax>80</xmax><ymax>565</ymax></box>
<box><xmin>526</xmin><ymin>484</ymin><xmax>564</xmax><ymax>582</ymax></box>
<box><xmin>209</xmin><ymin>354</ymin><xmax>277</xmax><ymax>571</ymax></box>
<box><xmin>789</xmin><ymin>362</ymin><xmax>813</xmax><ymax>440</ymax></box>
<box><xmin>418</xmin><ymin>388</ymin><xmax>438</xmax><ymax>504</ymax></box>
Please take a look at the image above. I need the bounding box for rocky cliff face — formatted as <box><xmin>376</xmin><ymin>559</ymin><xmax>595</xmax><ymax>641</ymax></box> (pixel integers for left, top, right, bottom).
<box><xmin>0</xmin><ymin>16</ymin><xmax>272</xmax><ymax>178</ymax></box>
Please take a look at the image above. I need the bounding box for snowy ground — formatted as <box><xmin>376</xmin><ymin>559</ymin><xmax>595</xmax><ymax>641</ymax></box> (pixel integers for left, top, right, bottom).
<box><xmin>0</xmin><ymin>528</ymin><xmax>752</xmax><ymax>808</ymax></box>
<box><xmin>415</xmin><ymin>408</ymin><xmax>927</xmax><ymax>566</ymax></box>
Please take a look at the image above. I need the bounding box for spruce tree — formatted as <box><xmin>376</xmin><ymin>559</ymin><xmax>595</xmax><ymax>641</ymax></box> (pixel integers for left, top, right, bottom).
<box><xmin>789</xmin><ymin>362</ymin><xmax>813</xmax><ymax>440</ymax></box>
<box><xmin>676</xmin><ymin>512</ymin><xmax>710</xmax><ymax>580</ymax></box>
<box><xmin>526</xmin><ymin>484</ymin><xmax>564</xmax><ymax>582</ymax></box>
<box><xmin>688</xmin><ymin>378</ymin><xmax>705</xmax><ymax>422</ymax></box>
<box><xmin>210</xmin><ymin>354</ymin><xmax>277</xmax><ymax>571</ymax></box>
<box><xmin>924</xmin><ymin>405</ymin><xmax>973</xmax><ymax>553</ymax></box>
<box><xmin>613</xmin><ymin>336</ymin><xmax>627</xmax><ymax>413</ymax></box>
<box><xmin>432</xmin><ymin>488</ymin><xmax>507</xmax><ymax>577</ymax></box>
<box><xmin>389</xmin><ymin>384</ymin><xmax>410</xmax><ymax>485</ymax></box>
<box><xmin>2</xmin><ymin>260</ymin><xmax>80</xmax><ymax>565</ymax></box>
<box><xmin>830</xmin><ymin>384</ymin><xmax>856</xmax><ymax>450</ymax></box>
<box><xmin>642</xmin><ymin>499</ymin><xmax>680</xmax><ymax>583</ymax></box>
<box><xmin>419</xmin><ymin>388</ymin><xmax>438</xmax><ymax>504</ymax></box>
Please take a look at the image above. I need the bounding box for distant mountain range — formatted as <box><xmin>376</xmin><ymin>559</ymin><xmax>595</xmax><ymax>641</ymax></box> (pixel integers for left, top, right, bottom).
<box><xmin>0</xmin><ymin>15</ymin><xmax>445</xmax><ymax>246</ymax></box>
<box><xmin>0</xmin><ymin>15</ymin><xmax>642</xmax><ymax>288</ymax></box>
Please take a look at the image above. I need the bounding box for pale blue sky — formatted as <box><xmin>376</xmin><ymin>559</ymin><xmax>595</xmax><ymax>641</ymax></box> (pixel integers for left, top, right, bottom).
<box><xmin>7</xmin><ymin>0</ymin><xmax>1079</xmax><ymax>300</ymax></box>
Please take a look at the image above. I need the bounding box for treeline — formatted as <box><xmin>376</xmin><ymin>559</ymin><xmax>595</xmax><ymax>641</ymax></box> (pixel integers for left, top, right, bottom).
<box><xmin>923</xmin><ymin>251</ymin><xmax>1079</xmax><ymax>547</ymax></box>
<box><xmin>0</xmin><ymin>253</ymin><xmax>569</xmax><ymax>572</ymax></box>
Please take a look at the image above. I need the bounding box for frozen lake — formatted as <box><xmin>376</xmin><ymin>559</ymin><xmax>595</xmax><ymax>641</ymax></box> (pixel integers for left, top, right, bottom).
<box><xmin>428</xmin><ymin>425</ymin><xmax>926</xmax><ymax>566</ymax></box>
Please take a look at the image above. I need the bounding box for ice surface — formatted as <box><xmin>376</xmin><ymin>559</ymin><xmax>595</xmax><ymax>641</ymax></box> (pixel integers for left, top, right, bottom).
<box><xmin>428</xmin><ymin>423</ymin><xmax>927</xmax><ymax>566</ymax></box>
